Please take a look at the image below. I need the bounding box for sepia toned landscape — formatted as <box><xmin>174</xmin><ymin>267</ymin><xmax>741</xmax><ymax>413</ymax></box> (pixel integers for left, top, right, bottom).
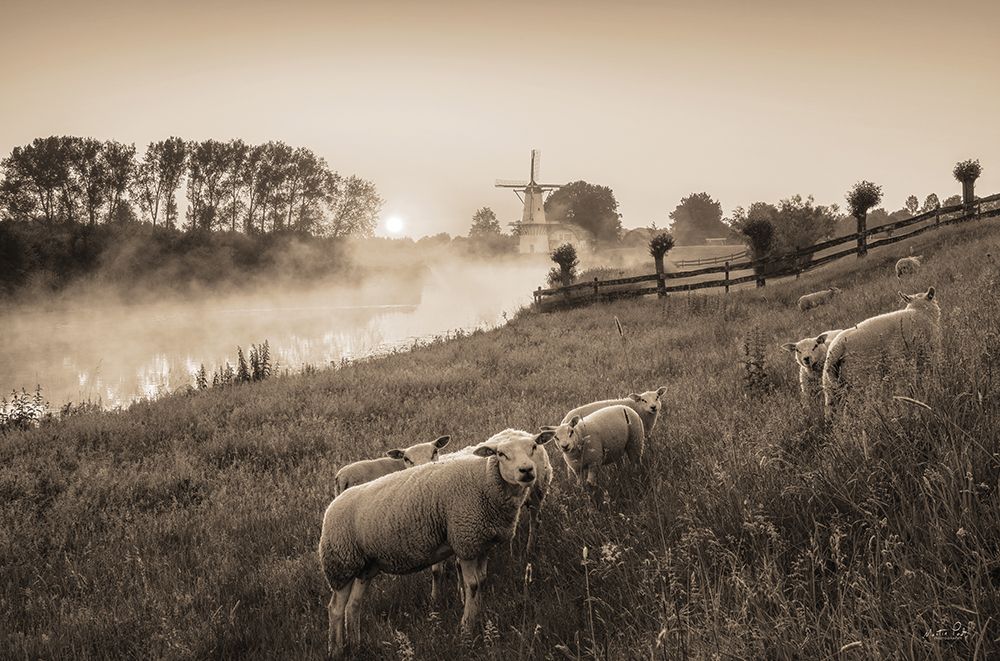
<box><xmin>2</xmin><ymin>1</ymin><xmax>999</xmax><ymax>659</ymax></box>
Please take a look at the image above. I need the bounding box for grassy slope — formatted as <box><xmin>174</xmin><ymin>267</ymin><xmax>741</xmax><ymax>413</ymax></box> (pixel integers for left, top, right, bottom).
<box><xmin>3</xmin><ymin>219</ymin><xmax>1000</xmax><ymax>660</ymax></box>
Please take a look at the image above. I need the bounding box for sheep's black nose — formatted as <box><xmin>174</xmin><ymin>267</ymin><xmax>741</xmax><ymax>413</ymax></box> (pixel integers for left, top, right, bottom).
<box><xmin>518</xmin><ymin>467</ymin><xmax>534</xmax><ymax>482</ymax></box>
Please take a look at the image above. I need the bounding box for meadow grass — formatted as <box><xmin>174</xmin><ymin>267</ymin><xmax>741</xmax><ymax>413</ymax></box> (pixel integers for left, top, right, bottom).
<box><xmin>3</xmin><ymin>219</ymin><xmax>1000</xmax><ymax>659</ymax></box>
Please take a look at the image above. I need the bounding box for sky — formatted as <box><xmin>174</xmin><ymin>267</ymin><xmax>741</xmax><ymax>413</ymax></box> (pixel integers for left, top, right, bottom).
<box><xmin>2</xmin><ymin>0</ymin><xmax>999</xmax><ymax>238</ymax></box>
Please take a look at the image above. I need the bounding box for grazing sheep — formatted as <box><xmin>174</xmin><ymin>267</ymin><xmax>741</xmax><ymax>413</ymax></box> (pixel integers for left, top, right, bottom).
<box><xmin>319</xmin><ymin>428</ymin><xmax>556</xmax><ymax>657</ymax></box>
<box><xmin>333</xmin><ymin>435</ymin><xmax>450</xmax><ymax>495</ymax></box>
<box><xmin>895</xmin><ymin>255</ymin><xmax>923</xmax><ymax>278</ymax></box>
<box><xmin>547</xmin><ymin>404</ymin><xmax>644</xmax><ymax>489</ymax></box>
<box><xmin>797</xmin><ymin>287</ymin><xmax>842</xmax><ymax>311</ymax></box>
<box><xmin>561</xmin><ymin>386</ymin><xmax>666</xmax><ymax>442</ymax></box>
<box><xmin>780</xmin><ymin>329</ymin><xmax>844</xmax><ymax>402</ymax></box>
<box><xmin>823</xmin><ymin>287</ymin><xmax>941</xmax><ymax>414</ymax></box>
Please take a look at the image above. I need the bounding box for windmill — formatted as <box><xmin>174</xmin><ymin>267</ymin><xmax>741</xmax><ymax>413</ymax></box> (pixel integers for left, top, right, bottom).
<box><xmin>496</xmin><ymin>149</ymin><xmax>566</xmax><ymax>254</ymax></box>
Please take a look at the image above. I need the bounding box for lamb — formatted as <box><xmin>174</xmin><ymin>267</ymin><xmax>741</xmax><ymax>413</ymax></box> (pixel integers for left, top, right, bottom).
<box><xmin>895</xmin><ymin>255</ymin><xmax>923</xmax><ymax>278</ymax></box>
<box><xmin>561</xmin><ymin>386</ymin><xmax>666</xmax><ymax>442</ymax></box>
<box><xmin>318</xmin><ymin>428</ymin><xmax>556</xmax><ymax>658</ymax></box>
<box><xmin>333</xmin><ymin>435</ymin><xmax>450</xmax><ymax>495</ymax></box>
<box><xmin>822</xmin><ymin>287</ymin><xmax>941</xmax><ymax>414</ymax></box>
<box><xmin>797</xmin><ymin>287</ymin><xmax>842</xmax><ymax>311</ymax></box>
<box><xmin>546</xmin><ymin>404</ymin><xmax>645</xmax><ymax>489</ymax></box>
<box><xmin>780</xmin><ymin>329</ymin><xmax>844</xmax><ymax>402</ymax></box>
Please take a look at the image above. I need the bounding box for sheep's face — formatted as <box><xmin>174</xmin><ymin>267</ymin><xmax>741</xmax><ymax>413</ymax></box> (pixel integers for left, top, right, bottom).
<box><xmin>781</xmin><ymin>333</ymin><xmax>833</xmax><ymax>373</ymax></box>
<box><xmin>899</xmin><ymin>287</ymin><xmax>938</xmax><ymax>313</ymax></box>
<box><xmin>474</xmin><ymin>430</ymin><xmax>555</xmax><ymax>485</ymax></box>
<box><xmin>629</xmin><ymin>386</ymin><xmax>667</xmax><ymax>416</ymax></box>
<box><xmin>386</xmin><ymin>435</ymin><xmax>450</xmax><ymax>467</ymax></box>
<box><xmin>547</xmin><ymin>416</ymin><xmax>582</xmax><ymax>456</ymax></box>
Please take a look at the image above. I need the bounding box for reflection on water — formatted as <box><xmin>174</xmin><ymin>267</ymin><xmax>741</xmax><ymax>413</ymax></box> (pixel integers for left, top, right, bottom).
<box><xmin>1</xmin><ymin>259</ymin><xmax>545</xmax><ymax>409</ymax></box>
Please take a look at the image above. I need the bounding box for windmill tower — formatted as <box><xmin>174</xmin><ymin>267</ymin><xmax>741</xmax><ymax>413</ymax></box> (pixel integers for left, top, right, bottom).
<box><xmin>496</xmin><ymin>149</ymin><xmax>565</xmax><ymax>254</ymax></box>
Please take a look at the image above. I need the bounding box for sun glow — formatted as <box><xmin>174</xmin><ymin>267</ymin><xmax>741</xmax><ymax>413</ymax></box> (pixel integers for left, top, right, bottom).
<box><xmin>385</xmin><ymin>215</ymin><xmax>405</xmax><ymax>235</ymax></box>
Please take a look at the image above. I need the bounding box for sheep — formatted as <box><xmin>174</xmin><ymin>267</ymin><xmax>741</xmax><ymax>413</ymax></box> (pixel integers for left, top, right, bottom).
<box><xmin>561</xmin><ymin>386</ymin><xmax>666</xmax><ymax>444</ymax></box>
<box><xmin>318</xmin><ymin>428</ymin><xmax>556</xmax><ymax>658</ymax></box>
<box><xmin>822</xmin><ymin>287</ymin><xmax>941</xmax><ymax>414</ymax></box>
<box><xmin>546</xmin><ymin>404</ymin><xmax>644</xmax><ymax>490</ymax></box>
<box><xmin>797</xmin><ymin>287</ymin><xmax>842</xmax><ymax>311</ymax></box>
<box><xmin>895</xmin><ymin>255</ymin><xmax>923</xmax><ymax>278</ymax></box>
<box><xmin>780</xmin><ymin>329</ymin><xmax>844</xmax><ymax>402</ymax></box>
<box><xmin>333</xmin><ymin>435</ymin><xmax>450</xmax><ymax>496</ymax></box>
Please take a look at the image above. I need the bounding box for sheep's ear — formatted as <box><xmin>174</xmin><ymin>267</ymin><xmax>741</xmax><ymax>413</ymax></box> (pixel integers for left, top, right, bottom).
<box><xmin>656</xmin><ymin>386</ymin><xmax>667</xmax><ymax>397</ymax></box>
<box><xmin>926</xmin><ymin>286</ymin><xmax>935</xmax><ymax>300</ymax></box>
<box><xmin>539</xmin><ymin>425</ymin><xmax>557</xmax><ymax>432</ymax></box>
<box><xmin>780</xmin><ymin>342</ymin><xmax>797</xmax><ymax>353</ymax></box>
<box><xmin>628</xmin><ymin>393</ymin><xmax>641</xmax><ymax>402</ymax></box>
<box><xmin>473</xmin><ymin>444</ymin><xmax>497</xmax><ymax>457</ymax></box>
<box><xmin>898</xmin><ymin>291</ymin><xmax>910</xmax><ymax>302</ymax></box>
<box><xmin>386</xmin><ymin>449</ymin><xmax>405</xmax><ymax>459</ymax></box>
<box><xmin>535</xmin><ymin>429</ymin><xmax>556</xmax><ymax>445</ymax></box>
<box><xmin>816</xmin><ymin>333</ymin><xmax>828</xmax><ymax>345</ymax></box>
<box><xmin>433</xmin><ymin>435</ymin><xmax>450</xmax><ymax>449</ymax></box>
<box><xmin>569</xmin><ymin>415</ymin><xmax>581</xmax><ymax>428</ymax></box>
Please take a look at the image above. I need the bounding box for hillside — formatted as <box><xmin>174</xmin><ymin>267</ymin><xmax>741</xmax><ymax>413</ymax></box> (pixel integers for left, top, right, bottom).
<box><xmin>3</xmin><ymin>217</ymin><xmax>1000</xmax><ymax>659</ymax></box>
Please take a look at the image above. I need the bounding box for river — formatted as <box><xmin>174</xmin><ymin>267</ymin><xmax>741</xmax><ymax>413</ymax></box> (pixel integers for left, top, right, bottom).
<box><xmin>1</xmin><ymin>259</ymin><xmax>546</xmax><ymax>410</ymax></box>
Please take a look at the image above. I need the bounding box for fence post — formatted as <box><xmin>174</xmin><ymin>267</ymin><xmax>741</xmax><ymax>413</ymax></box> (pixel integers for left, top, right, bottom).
<box><xmin>724</xmin><ymin>261</ymin><xmax>730</xmax><ymax>294</ymax></box>
<box><xmin>534</xmin><ymin>286</ymin><xmax>541</xmax><ymax>305</ymax></box>
<box><xmin>592</xmin><ymin>277</ymin><xmax>599</xmax><ymax>299</ymax></box>
<box><xmin>856</xmin><ymin>212</ymin><xmax>867</xmax><ymax>257</ymax></box>
<box><xmin>656</xmin><ymin>273</ymin><xmax>666</xmax><ymax>298</ymax></box>
<box><xmin>935</xmin><ymin>209</ymin><xmax>940</xmax><ymax>227</ymax></box>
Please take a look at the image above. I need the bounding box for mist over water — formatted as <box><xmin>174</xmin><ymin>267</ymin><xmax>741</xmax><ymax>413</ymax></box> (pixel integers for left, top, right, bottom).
<box><xmin>1</xmin><ymin>258</ymin><xmax>547</xmax><ymax>409</ymax></box>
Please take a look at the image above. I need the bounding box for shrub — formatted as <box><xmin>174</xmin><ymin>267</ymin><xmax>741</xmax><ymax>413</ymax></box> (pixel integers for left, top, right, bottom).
<box><xmin>550</xmin><ymin>243</ymin><xmax>579</xmax><ymax>287</ymax></box>
<box><xmin>648</xmin><ymin>232</ymin><xmax>675</xmax><ymax>260</ymax></box>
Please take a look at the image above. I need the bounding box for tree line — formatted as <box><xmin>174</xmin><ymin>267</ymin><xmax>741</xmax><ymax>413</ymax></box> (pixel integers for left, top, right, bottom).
<box><xmin>0</xmin><ymin>136</ymin><xmax>382</xmax><ymax>238</ymax></box>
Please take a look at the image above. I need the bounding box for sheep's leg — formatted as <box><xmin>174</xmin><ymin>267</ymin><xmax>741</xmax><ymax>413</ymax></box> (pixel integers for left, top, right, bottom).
<box><xmin>459</xmin><ymin>556</ymin><xmax>488</xmax><ymax>635</ymax></box>
<box><xmin>525</xmin><ymin>505</ymin><xmax>539</xmax><ymax>555</ymax></box>
<box><xmin>327</xmin><ymin>582</ymin><xmax>353</xmax><ymax>659</ymax></box>
<box><xmin>344</xmin><ymin>575</ymin><xmax>371</xmax><ymax>649</ymax></box>
<box><xmin>431</xmin><ymin>562</ymin><xmax>445</xmax><ymax>603</ymax></box>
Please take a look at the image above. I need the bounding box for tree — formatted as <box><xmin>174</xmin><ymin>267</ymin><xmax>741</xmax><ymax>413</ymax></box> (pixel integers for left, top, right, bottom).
<box><xmin>771</xmin><ymin>195</ymin><xmax>839</xmax><ymax>254</ymax></box>
<box><xmin>550</xmin><ymin>243</ymin><xmax>579</xmax><ymax>287</ymax></box>
<box><xmin>846</xmin><ymin>180</ymin><xmax>882</xmax><ymax>257</ymax></box>
<box><xmin>728</xmin><ymin>201</ymin><xmax>778</xmax><ymax>233</ymax></box>
<box><xmin>102</xmin><ymin>141</ymin><xmax>136</xmax><ymax>223</ymax></box>
<box><xmin>220</xmin><ymin>139</ymin><xmax>248</xmax><ymax>232</ymax></box>
<box><xmin>648</xmin><ymin>232</ymin><xmax>675</xmax><ymax>276</ymax></box>
<box><xmin>954</xmin><ymin>159</ymin><xmax>982</xmax><ymax>206</ymax></box>
<box><xmin>942</xmin><ymin>194</ymin><xmax>962</xmax><ymax>207</ymax></box>
<box><xmin>905</xmin><ymin>195</ymin><xmax>919</xmax><ymax>215</ymax></box>
<box><xmin>2</xmin><ymin>137</ymin><xmax>74</xmax><ymax>222</ymax></box>
<box><xmin>132</xmin><ymin>138</ymin><xmax>187</xmax><ymax>227</ymax></box>
<box><xmin>953</xmin><ymin>159</ymin><xmax>982</xmax><ymax>184</ymax></box>
<box><xmin>186</xmin><ymin>139</ymin><xmax>230</xmax><ymax>231</ymax></box>
<box><xmin>69</xmin><ymin>137</ymin><xmax>108</xmax><ymax>225</ymax></box>
<box><xmin>668</xmin><ymin>192</ymin><xmax>728</xmax><ymax>245</ymax></box>
<box><xmin>326</xmin><ymin>175</ymin><xmax>382</xmax><ymax>238</ymax></box>
<box><xmin>543</xmin><ymin>181</ymin><xmax>621</xmax><ymax>243</ymax></box>
<box><xmin>922</xmin><ymin>193</ymin><xmax>940</xmax><ymax>212</ymax></box>
<box><xmin>741</xmin><ymin>218</ymin><xmax>775</xmax><ymax>260</ymax></box>
<box><xmin>469</xmin><ymin>207</ymin><xmax>501</xmax><ymax>238</ymax></box>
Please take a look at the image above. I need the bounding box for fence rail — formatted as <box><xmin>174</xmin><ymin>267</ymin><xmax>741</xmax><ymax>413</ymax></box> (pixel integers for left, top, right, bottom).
<box><xmin>534</xmin><ymin>192</ymin><xmax>1000</xmax><ymax>308</ymax></box>
<box><xmin>674</xmin><ymin>248</ymin><xmax>748</xmax><ymax>267</ymax></box>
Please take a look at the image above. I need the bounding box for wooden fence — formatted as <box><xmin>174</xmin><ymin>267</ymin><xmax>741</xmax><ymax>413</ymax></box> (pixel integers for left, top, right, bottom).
<box><xmin>533</xmin><ymin>193</ymin><xmax>1000</xmax><ymax>308</ymax></box>
<box><xmin>674</xmin><ymin>247</ymin><xmax>748</xmax><ymax>267</ymax></box>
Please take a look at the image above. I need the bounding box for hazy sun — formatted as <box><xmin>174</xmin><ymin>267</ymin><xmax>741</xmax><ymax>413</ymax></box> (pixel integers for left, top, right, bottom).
<box><xmin>385</xmin><ymin>215</ymin><xmax>405</xmax><ymax>235</ymax></box>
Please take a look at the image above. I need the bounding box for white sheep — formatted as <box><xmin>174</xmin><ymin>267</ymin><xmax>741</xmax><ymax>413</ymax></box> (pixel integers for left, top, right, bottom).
<box><xmin>780</xmin><ymin>329</ymin><xmax>844</xmax><ymax>402</ymax></box>
<box><xmin>895</xmin><ymin>255</ymin><xmax>923</xmax><ymax>278</ymax></box>
<box><xmin>318</xmin><ymin>428</ymin><xmax>556</xmax><ymax>658</ymax></box>
<box><xmin>333</xmin><ymin>435</ymin><xmax>450</xmax><ymax>495</ymax></box>
<box><xmin>547</xmin><ymin>404</ymin><xmax>645</xmax><ymax>489</ymax></box>
<box><xmin>823</xmin><ymin>287</ymin><xmax>941</xmax><ymax>414</ymax></box>
<box><xmin>797</xmin><ymin>287</ymin><xmax>842</xmax><ymax>311</ymax></box>
<box><xmin>561</xmin><ymin>386</ymin><xmax>666</xmax><ymax>443</ymax></box>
